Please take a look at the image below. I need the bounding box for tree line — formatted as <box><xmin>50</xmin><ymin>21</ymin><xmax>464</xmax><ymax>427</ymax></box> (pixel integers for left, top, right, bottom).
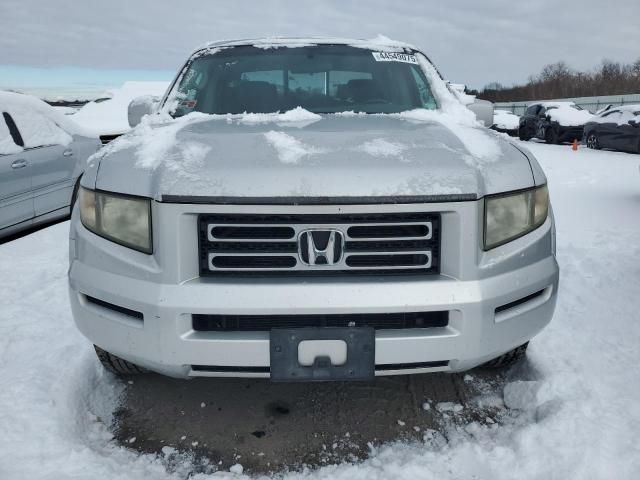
<box><xmin>475</xmin><ymin>59</ymin><xmax>640</xmax><ymax>102</ymax></box>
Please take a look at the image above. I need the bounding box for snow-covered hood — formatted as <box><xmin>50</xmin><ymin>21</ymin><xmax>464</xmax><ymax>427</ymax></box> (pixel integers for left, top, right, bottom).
<box><xmin>493</xmin><ymin>110</ymin><xmax>520</xmax><ymax>130</ymax></box>
<box><xmin>544</xmin><ymin>104</ymin><xmax>594</xmax><ymax>127</ymax></box>
<box><xmin>86</xmin><ymin>112</ymin><xmax>539</xmax><ymax>201</ymax></box>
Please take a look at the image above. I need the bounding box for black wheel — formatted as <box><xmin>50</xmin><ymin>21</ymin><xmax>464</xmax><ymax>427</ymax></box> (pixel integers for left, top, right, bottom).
<box><xmin>481</xmin><ymin>342</ymin><xmax>529</xmax><ymax>369</ymax></box>
<box><xmin>94</xmin><ymin>345</ymin><xmax>147</xmax><ymax>375</ymax></box>
<box><xmin>586</xmin><ymin>132</ymin><xmax>600</xmax><ymax>150</ymax></box>
<box><xmin>518</xmin><ymin>127</ymin><xmax>530</xmax><ymax>141</ymax></box>
<box><xmin>544</xmin><ymin>127</ymin><xmax>559</xmax><ymax>145</ymax></box>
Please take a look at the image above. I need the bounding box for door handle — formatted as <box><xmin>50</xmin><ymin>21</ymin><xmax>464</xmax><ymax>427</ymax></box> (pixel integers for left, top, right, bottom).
<box><xmin>62</xmin><ymin>149</ymin><xmax>74</xmax><ymax>157</ymax></box>
<box><xmin>11</xmin><ymin>159</ymin><xmax>27</xmax><ymax>169</ymax></box>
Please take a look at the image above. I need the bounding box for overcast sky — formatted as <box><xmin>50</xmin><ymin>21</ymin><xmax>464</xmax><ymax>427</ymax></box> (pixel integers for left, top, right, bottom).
<box><xmin>1</xmin><ymin>0</ymin><xmax>639</xmax><ymax>89</ymax></box>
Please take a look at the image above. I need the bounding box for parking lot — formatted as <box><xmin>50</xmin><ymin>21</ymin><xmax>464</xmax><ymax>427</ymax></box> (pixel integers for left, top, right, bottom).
<box><xmin>1</xmin><ymin>139</ymin><xmax>639</xmax><ymax>478</ymax></box>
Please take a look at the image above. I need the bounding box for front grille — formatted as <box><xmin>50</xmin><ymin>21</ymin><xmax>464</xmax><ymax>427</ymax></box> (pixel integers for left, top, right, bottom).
<box><xmin>193</xmin><ymin>311</ymin><xmax>448</xmax><ymax>332</ymax></box>
<box><xmin>198</xmin><ymin>212</ymin><xmax>440</xmax><ymax>275</ymax></box>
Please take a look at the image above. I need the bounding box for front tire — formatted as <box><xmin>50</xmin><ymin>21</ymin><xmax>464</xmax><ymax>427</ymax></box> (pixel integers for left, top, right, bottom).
<box><xmin>544</xmin><ymin>127</ymin><xmax>559</xmax><ymax>145</ymax></box>
<box><xmin>586</xmin><ymin>133</ymin><xmax>600</xmax><ymax>150</ymax></box>
<box><xmin>481</xmin><ymin>342</ymin><xmax>529</xmax><ymax>369</ymax></box>
<box><xmin>94</xmin><ymin>345</ymin><xmax>147</xmax><ymax>375</ymax></box>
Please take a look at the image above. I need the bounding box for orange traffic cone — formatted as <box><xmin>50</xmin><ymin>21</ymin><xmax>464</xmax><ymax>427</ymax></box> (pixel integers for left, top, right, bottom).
<box><xmin>572</xmin><ymin>139</ymin><xmax>578</xmax><ymax>151</ymax></box>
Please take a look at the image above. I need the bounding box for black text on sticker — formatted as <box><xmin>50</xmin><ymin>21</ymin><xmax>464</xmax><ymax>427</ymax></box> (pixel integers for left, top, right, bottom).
<box><xmin>372</xmin><ymin>52</ymin><xmax>418</xmax><ymax>64</ymax></box>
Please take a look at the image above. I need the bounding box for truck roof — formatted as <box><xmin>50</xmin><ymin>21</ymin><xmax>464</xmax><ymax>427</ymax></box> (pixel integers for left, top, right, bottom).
<box><xmin>193</xmin><ymin>36</ymin><xmax>417</xmax><ymax>55</ymax></box>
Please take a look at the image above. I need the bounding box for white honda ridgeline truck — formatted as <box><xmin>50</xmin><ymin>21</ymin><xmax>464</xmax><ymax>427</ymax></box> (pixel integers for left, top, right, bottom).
<box><xmin>68</xmin><ymin>37</ymin><xmax>558</xmax><ymax>381</ymax></box>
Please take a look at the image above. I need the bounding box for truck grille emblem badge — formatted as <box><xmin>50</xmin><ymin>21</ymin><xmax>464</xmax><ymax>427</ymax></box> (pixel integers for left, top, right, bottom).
<box><xmin>298</xmin><ymin>229</ymin><xmax>344</xmax><ymax>266</ymax></box>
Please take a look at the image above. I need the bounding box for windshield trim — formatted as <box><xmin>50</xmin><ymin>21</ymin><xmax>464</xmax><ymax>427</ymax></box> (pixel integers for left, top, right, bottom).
<box><xmin>160</xmin><ymin>44</ymin><xmax>439</xmax><ymax>116</ymax></box>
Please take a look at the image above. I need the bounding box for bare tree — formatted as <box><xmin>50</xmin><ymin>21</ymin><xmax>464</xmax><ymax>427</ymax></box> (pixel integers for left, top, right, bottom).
<box><xmin>478</xmin><ymin>58</ymin><xmax>640</xmax><ymax>102</ymax></box>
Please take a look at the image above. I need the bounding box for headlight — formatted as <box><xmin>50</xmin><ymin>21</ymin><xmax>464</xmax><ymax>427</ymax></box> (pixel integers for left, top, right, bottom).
<box><xmin>79</xmin><ymin>187</ymin><xmax>152</xmax><ymax>253</ymax></box>
<box><xmin>484</xmin><ymin>185</ymin><xmax>549</xmax><ymax>250</ymax></box>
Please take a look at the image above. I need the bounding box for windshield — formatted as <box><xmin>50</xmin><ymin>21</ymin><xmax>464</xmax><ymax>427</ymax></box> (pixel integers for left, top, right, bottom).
<box><xmin>169</xmin><ymin>45</ymin><xmax>438</xmax><ymax>116</ymax></box>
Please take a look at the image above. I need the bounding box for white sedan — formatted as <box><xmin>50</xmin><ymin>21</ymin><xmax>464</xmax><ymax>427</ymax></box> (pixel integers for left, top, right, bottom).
<box><xmin>0</xmin><ymin>91</ymin><xmax>100</xmax><ymax>239</ymax></box>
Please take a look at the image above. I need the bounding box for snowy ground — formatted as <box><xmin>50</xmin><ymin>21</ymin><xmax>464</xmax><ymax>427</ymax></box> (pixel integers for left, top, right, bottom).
<box><xmin>1</xmin><ymin>141</ymin><xmax>639</xmax><ymax>479</ymax></box>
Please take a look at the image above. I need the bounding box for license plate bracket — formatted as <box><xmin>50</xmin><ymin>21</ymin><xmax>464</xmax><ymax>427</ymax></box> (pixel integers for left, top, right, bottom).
<box><xmin>270</xmin><ymin>327</ymin><xmax>375</xmax><ymax>382</ymax></box>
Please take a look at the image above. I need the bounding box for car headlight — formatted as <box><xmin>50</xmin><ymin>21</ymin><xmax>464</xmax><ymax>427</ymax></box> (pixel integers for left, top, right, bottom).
<box><xmin>79</xmin><ymin>187</ymin><xmax>152</xmax><ymax>253</ymax></box>
<box><xmin>484</xmin><ymin>185</ymin><xmax>549</xmax><ymax>250</ymax></box>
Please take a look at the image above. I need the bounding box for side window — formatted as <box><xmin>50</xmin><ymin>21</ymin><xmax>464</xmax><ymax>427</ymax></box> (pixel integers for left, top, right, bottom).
<box><xmin>525</xmin><ymin>105</ymin><xmax>538</xmax><ymax>116</ymax></box>
<box><xmin>8</xmin><ymin>110</ymin><xmax>71</xmax><ymax>149</ymax></box>
<box><xmin>1</xmin><ymin>112</ymin><xmax>23</xmax><ymax>155</ymax></box>
<box><xmin>2</xmin><ymin>112</ymin><xmax>24</xmax><ymax>147</ymax></box>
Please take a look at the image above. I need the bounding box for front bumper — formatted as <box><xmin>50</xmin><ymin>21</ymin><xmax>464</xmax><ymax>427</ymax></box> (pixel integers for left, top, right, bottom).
<box><xmin>68</xmin><ymin>200</ymin><xmax>559</xmax><ymax>378</ymax></box>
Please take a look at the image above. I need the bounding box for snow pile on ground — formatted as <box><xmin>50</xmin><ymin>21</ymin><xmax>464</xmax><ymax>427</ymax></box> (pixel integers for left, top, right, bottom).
<box><xmin>1</xmin><ymin>142</ymin><xmax>639</xmax><ymax>479</ymax></box>
<box><xmin>72</xmin><ymin>81</ymin><xmax>170</xmax><ymax>136</ymax></box>
<box><xmin>492</xmin><ymin>110</ymin><xmax>520</xmax><ymax>130</ymax></box>
<box><xmin>542</xmin><ymin>102</ymin><xmax>594</xmax><ymax>126</ymax></box>
<box><xmin>0</xmin><ymin>223</ymin><xmax>179</xmax><ymax>479</ymax></box>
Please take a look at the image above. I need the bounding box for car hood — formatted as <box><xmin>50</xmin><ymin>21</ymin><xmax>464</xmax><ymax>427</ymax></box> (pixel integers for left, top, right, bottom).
<box><xmin>89</xmin><ymin>114</ymin><xmax>537</xmax><ymax>201</ymax></box>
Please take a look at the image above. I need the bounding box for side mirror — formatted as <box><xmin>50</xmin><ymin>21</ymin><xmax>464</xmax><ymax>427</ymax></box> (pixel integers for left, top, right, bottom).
<box><xmin>467</xmin><ymin>99</ymin><xmax>494</xmax><ymax>127</ymax></box>
<box><xmin>128</xmin><ymin>95</ymin><xmax>159</xmax><ymax>127</ymax></box>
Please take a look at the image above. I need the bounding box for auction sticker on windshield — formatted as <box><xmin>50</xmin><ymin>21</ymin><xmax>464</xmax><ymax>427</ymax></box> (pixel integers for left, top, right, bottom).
<box><xmin>372</xmin><ymin>51</ymin><xmax>418</xmax><ymax>64</ymax></box>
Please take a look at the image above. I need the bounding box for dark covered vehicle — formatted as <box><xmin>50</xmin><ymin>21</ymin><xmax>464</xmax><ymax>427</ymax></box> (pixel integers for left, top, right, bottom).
<box><xmin>583</xmin><ymin>105</ymin><xmax>640</xmax><ymax>154</ymax></box>
<box><xmin>518</xmin><ymin>102</ymin><xmax>593</xmax><ymax>144</ymax></box>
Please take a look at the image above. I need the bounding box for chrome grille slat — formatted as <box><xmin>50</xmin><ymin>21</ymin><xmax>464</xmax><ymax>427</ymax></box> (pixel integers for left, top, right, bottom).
<box><xmin>199</xmin><ymin>212</ymin><xmax>440</xmax><ymax>275</ymax></box>
<box><xmin>345</xmin><ymin>250</ymin><xmax>432</xmax><ymax>256</ymax></box>
<box><xmin>207</xmin><ymin>223</ymin><xmax>432</xmax><ymax>242</ymax></box>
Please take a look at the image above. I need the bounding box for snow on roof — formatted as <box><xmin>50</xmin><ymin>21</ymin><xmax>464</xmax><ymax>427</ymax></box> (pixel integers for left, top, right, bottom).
<box><xmin>0</xmin><ymin>90</ymin><xmax>96</xmax><ymax>153</ymax></box>
<box><xmin>543</xmin><ymin>103</ymin><xmax>594</xmax><ymax>126</ymax></box>
<box><xmin>493</xmin><ymin>110</ymin><xmax>520</xmax><ymax>130</ymax></box>
<box><xmin>530</xmin><ymin>101</ymin><xmax>577</xmax><ymax>108</ymax></box>
<box><xmin>0</xmin><ymin>90</ymin><xmax>90</xmax><ymax>137</ymax></box>
<box><xmin>194</xmin><ymin>35</ymin><xmax>417</xmax><ymax>56</ymax></box>
<box><xmin>608</xmin><ymin>103</ymin><xmax>640</xmax><ymax>113</ymax></box>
